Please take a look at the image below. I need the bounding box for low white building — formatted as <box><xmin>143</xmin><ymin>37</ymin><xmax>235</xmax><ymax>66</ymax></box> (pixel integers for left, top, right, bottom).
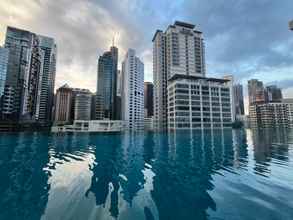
<box><xmin>167</xmin><ymin>74</ymin><xmax>233</xmax><ymax>130</ymax></box>
<box><xmin>74</xmin><ymin>93</ymin><xmax>92</xmax><ymax>120</ymax></box>
<box><xmin>52</xmin><ymin>120</ymin><xmax>125</xmax><ymax>132</ymax></box>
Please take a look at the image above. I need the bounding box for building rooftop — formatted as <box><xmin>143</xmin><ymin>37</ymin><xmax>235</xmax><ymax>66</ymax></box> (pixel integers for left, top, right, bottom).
<box><xmin>152</xmin><ymin>29</ymin><xmax>163</xmax><ymax>42</ymax></box>
<box><xmin>174</xmin><ymin>21</ymin><xmax>195</xmax><ymax>29</ymax></box>
<box><xmin>282</xmin><ymin>98</ymin><xmax>293</xmax><ymax>103</ymax></box>
<box><xmin>168</xmin><ymin>74</ymin><xmax>230</xmax><ymax>83</ymax></box>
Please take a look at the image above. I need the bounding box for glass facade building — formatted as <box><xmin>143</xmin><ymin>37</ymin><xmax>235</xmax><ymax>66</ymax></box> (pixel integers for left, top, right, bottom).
<box><xmin>144</xmin><ymin>82</ymin><xmax>154</xmax><ymax>117</ymax></box>
<box><xmin>233</xmin><ymin>84</ymin><xmax>245</xmax><ymax>116</ymax></box>
<box><xmin>3</xmin><ymin>27</ymin><xmax>35</xmax><ymax>119</ymax></box>
<box><xmin>2</xmin><ymin>26</ymin><xmax>57</xmax><ymax>122</ymax></box>
<box><xmin>0</xmin><ymin>47</ymin><xmax>8</xmax><ymax>99</ymax></box>
<box><xmin>96</xmin><ymin>46</ymin><xmax>118</xmax><ymax>120</ymax></box>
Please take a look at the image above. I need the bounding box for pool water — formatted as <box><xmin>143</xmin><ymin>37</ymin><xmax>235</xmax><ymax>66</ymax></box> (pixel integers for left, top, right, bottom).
<box><xmin>0</xmin><ymin>128</ymin><xmax>292</xmax><ymax>220</ymax></box>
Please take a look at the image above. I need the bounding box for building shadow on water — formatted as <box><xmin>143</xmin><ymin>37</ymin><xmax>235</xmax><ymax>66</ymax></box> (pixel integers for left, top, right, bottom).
<box><xmin>250</xmin><ymin>127</ymin><xmax>291</xmax><ymax>176</ymax></box>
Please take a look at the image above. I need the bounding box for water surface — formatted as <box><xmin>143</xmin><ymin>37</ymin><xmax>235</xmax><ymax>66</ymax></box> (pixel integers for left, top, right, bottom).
<box><xmin>0</xmin><ymin>129</ymin><xmax>292</xmax><ymax>220</ymax></box>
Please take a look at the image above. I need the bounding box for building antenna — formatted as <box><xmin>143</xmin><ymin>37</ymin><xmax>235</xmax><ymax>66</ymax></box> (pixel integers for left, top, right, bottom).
<box><xmin>112</xmin><ymin>32</ymin><xmax>120</xmax><ymax>47</ymax></box>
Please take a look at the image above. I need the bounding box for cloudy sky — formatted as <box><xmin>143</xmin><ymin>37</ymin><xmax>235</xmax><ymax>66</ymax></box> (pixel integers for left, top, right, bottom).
<box><xmin>0</xmin><ymin>0</ymin><xmax>292</xmax><ymax>101</ymax></box>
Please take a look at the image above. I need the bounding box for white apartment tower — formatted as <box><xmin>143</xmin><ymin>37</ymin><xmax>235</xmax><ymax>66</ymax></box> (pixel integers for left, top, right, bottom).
<box><xmin>121</xmin><ymin>49</ymin><xmax>144</xmax><ymax>129</ymax></box>
<box><xmin>153</xmin><ymin>21</ymin><xmax>233</xmax><ymax>130</ymax></box>
<box><xmin>153</xmin><ymin>21</ymin><xmax>206</xmax><ymax>129</ymax></box>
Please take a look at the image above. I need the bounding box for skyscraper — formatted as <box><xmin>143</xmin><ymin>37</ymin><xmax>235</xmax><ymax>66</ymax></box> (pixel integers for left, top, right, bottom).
<box><xmin>0</xmin><ymin>47</ymin><xmax>9</xmax><ymax>111</ymax></box>
<box><xmin>96</xmin><ymin>46</ymin><xmax>118</xmax><ymax>120</ymax></box>
<box><xmin>223</xmin><ymin>75</ymin><xmax>236</xmax><ymax>121</ymax></box>
<box><xmin>233</xmin><ymin>84</ymin><xmax>245</xmax><ymax>116</ymax></box>
<box><xmin>115</xmin><ymin>70</ymin><xmax>122</xmax><ymax>120</ymax></box>
<box><xmin>153</xmin><ymin>21</ymin><xmax>233</xmax><ymax>130</ymax></box>
<box><xmin>54</xmin><ymin>84</ymin><xmax>72</xmax><ymax>123</ymax></box>
<box><xmin>35</xmin><ymin>36</ymin><xmax>57</xmax><ymax>122</ymax></box>
<box><xmin>121</xmin><ymin>49</ymin><xmax>144</xmax><ymax>129</ymax></box>
<box><xmin>144</xmin><ymin>82</ymin><xmax>154</xmax><ymax>117</ymax></box>
<box><xmin>248</xmin><ymin>79</ymin><xmax>266</xmax><ymax>106</ymax></box>
<box><xmin>2</xmin><ymin>26</ymin><xmax>57</xmax><ymax>123</ymax></box>
<box><xmin>266</xmin><ymin>85</ymin><xmax>282</xmax><ymax>103</ymax></box>
<box><xmin>54</xmin><ymin>85</ymin><xmax>92</xmax><ymax>123</ymax></box>
<box><xmin>153</xmin><ymin>21</ymin><xmax>206</xmax><ymax>129</ymax></box>
<box><xmin>2</xmin><ymin>27</ymin><xmax>36</xmax><ymax>120</ymax></box>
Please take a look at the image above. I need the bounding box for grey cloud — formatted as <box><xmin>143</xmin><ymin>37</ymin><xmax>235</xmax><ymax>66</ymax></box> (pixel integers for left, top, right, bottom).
<box><xmin>181</xmin><ymin>0</ymin><xmax>293</xmax><ymax>69</ymax></box>
<box><xmin>1</xmin><ymin>0</ymin><xmax>293</xmax><ymax>93</ymax></box>
<box><xmin>266</xmin><ymin>79</ymin><xmax>293</xmax><ymax>90</ymax></box>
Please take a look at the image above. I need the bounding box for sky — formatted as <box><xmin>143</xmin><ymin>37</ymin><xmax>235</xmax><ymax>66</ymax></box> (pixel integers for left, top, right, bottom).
<box><xmin>0</xmin><ymin>0</ymin><xmax>292</xmax><ymax>105</ymax></box>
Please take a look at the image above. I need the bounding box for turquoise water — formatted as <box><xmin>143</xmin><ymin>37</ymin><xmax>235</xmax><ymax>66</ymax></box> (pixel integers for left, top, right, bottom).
<box><xmin>0</xmin><ymin>129</ymin><xmax>293</xmax><ymax>220</ymax></box>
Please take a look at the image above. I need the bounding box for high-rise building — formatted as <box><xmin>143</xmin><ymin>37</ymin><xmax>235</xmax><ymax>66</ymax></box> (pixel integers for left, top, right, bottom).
<box><xmin>0</xmin><ymin>47</ymin><xmax>9</xmax><ymax>111</ymax></box>
<box><xmin>54</xmin><ymin>84</ymin><xmax>72</xmax><ymax>123</ymax></box>
<box><xmin>223</xmin><ymin>75</ymin><xmax>236</xmax><ymax>121</ymax></box>
<box><xmin>144</xmin><ymin>82</ymin><xmax>154</xmax><ymax>117</ymax></box>
<box><xmin>249</xmin><ymin>103</ymin><xmax>290</xmax><ymax>128</ymax></box>
<box><xmin>35</xmin><ymin>36</ymin><xmax>57</xmax><ymax>122</ymax></box>
<box><xmin>153</xmin><ymin>21</ymin><xmax>232</xmax><ymax>130</ymax></box>
<box><xmin>54</xmin><ymin>85</ymin><xmax>92</xmax><ymax>123</ymax></box>
<box><xmin>266</xmin><ymin>85</ymin><xmax>282</xmax><ymax>103</ymax></box>
<box><xmin>115</xmin><ymin>70</ymin><xmax>122</xmax><ymax>120</ymax></box>
<box><xmin>248</xmin><ymin>80</ymin><xmax>288</xmax><ymax>127</ymax></box>
<box><xmin>2</xmin><ymin>26</ymin><xmax>57</xmax><ymax>123</ymax></box>
<box><xmin>233</xmin><ymin>84</ymin><xmax>245</xmax><ymax>116</ymax></box>
<box><xmin>96</xmin><ymin>46</ymin><xmax>118</xmax><ymax>120</ymax></box>
<box><xmin>248</xmin><ymin>79</ymin><xmax>266</xmax><ymax>106</ymax></box>
<box><xmin>74</xmin><ymin>92</ymin><xmax>92</xmax><ymax>120</ymax></box>
<box><xmin>3</xmin><ymin>27</ymin><xmax>36</xmax><ymax>120</ymax></box>
<box><xmin>121</xmin><ymin>49</ymin><xmax>144</xmax><ymax>129</ymax></box>
<box><xmin>153</xmin><ymin>21</ymin><xmax>206</xmax><ymax>129</ymax></box>
<box><xmin>282</xmin><ymin>99</ymin><xmax>293</xmax><ymax>126</ymax></box>
<box><xmin>117</xmin><ymin>70</ymin><xmax>122</xmax><ymax>96</ymax></box>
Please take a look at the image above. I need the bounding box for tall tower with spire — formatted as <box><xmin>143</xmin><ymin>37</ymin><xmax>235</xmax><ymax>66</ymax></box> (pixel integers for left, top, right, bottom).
<box><xmin>96</xmin><ymin>45</ymin><xmax>119</xmax><ymax>120</ymax></box>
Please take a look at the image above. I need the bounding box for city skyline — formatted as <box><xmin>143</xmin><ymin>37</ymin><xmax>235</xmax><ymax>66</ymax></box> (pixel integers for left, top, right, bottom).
<box><xmin>0</xmin><ymin>1</ymin><xmax>292</xmax><ymax>100</ymax></box>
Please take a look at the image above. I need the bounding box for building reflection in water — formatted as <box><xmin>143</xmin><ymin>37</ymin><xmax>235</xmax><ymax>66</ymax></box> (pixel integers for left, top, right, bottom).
<box><xmin>85</xmin><ymin>133</ymin><xmax>123</xmax><ymax>218</ymax></box>
<box><xmin>149</xmin><ymin>129</ymin><xmax>238</xmax><ymax>220</ymax></box>
<box><xmin>0</xmin><ymin>128</ymin><xmax>291</xmax><ymax>220</ymax></box>
<box><xmin>0</xmin><ymin>132</ymin><xmax>51</xmax><ymax>220</ymax></box>
<box><xmin>84</xmin><ymin>128</ymin><xmax>253</xmax><ymax>220</ymax></box>
<box><xmin>250</xmin><ymin>127</ymin><xmax>290</xmax><ymax>176</ymax></box>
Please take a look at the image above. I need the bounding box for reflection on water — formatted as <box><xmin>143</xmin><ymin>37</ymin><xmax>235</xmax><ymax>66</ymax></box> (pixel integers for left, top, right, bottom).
<box><xmin>0</xmin><ymin>129</ymin><xmax>292</xmax><ymax>220</ymax></box>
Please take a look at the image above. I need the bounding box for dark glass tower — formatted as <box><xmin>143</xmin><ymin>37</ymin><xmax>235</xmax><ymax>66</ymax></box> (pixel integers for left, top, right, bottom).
<box><xmin>3</xmin><ymin>27</ymin><xmax>35</xmax><ymax>120</ymax></box>
<box><xmin>35</xmin><ymin>36</ymin><xmax>57</xmax><ymax>123</ymax></box>
<box><xmin>144</xmin><ymin>82</ymin><xmax>154</xmax><ymax>117</ymax></box>
<box><xmin>2</xmin><ymin>27</ymin><xmax>57</xmax><ymax>123</ymax></box>
<box><xmin>233</xmin><ymin>84</ymin><xmax>245</xmax><ymax>116</ymax></box>
<box><xmin>266</xmin><ymin>85</ymin><xmax>282</xmax><ymax>103</ymax></box>
<box><xmin>96</xmin><ymin>46</ymin><xmax>118</xmax><ymax>120</ymax></box>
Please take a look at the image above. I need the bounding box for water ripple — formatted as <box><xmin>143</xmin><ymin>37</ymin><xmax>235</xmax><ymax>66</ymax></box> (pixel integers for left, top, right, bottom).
<box><xmin>0</xmin><ymin>129</ymin><xmax>292</xmax><ymax>220</ymax></box>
